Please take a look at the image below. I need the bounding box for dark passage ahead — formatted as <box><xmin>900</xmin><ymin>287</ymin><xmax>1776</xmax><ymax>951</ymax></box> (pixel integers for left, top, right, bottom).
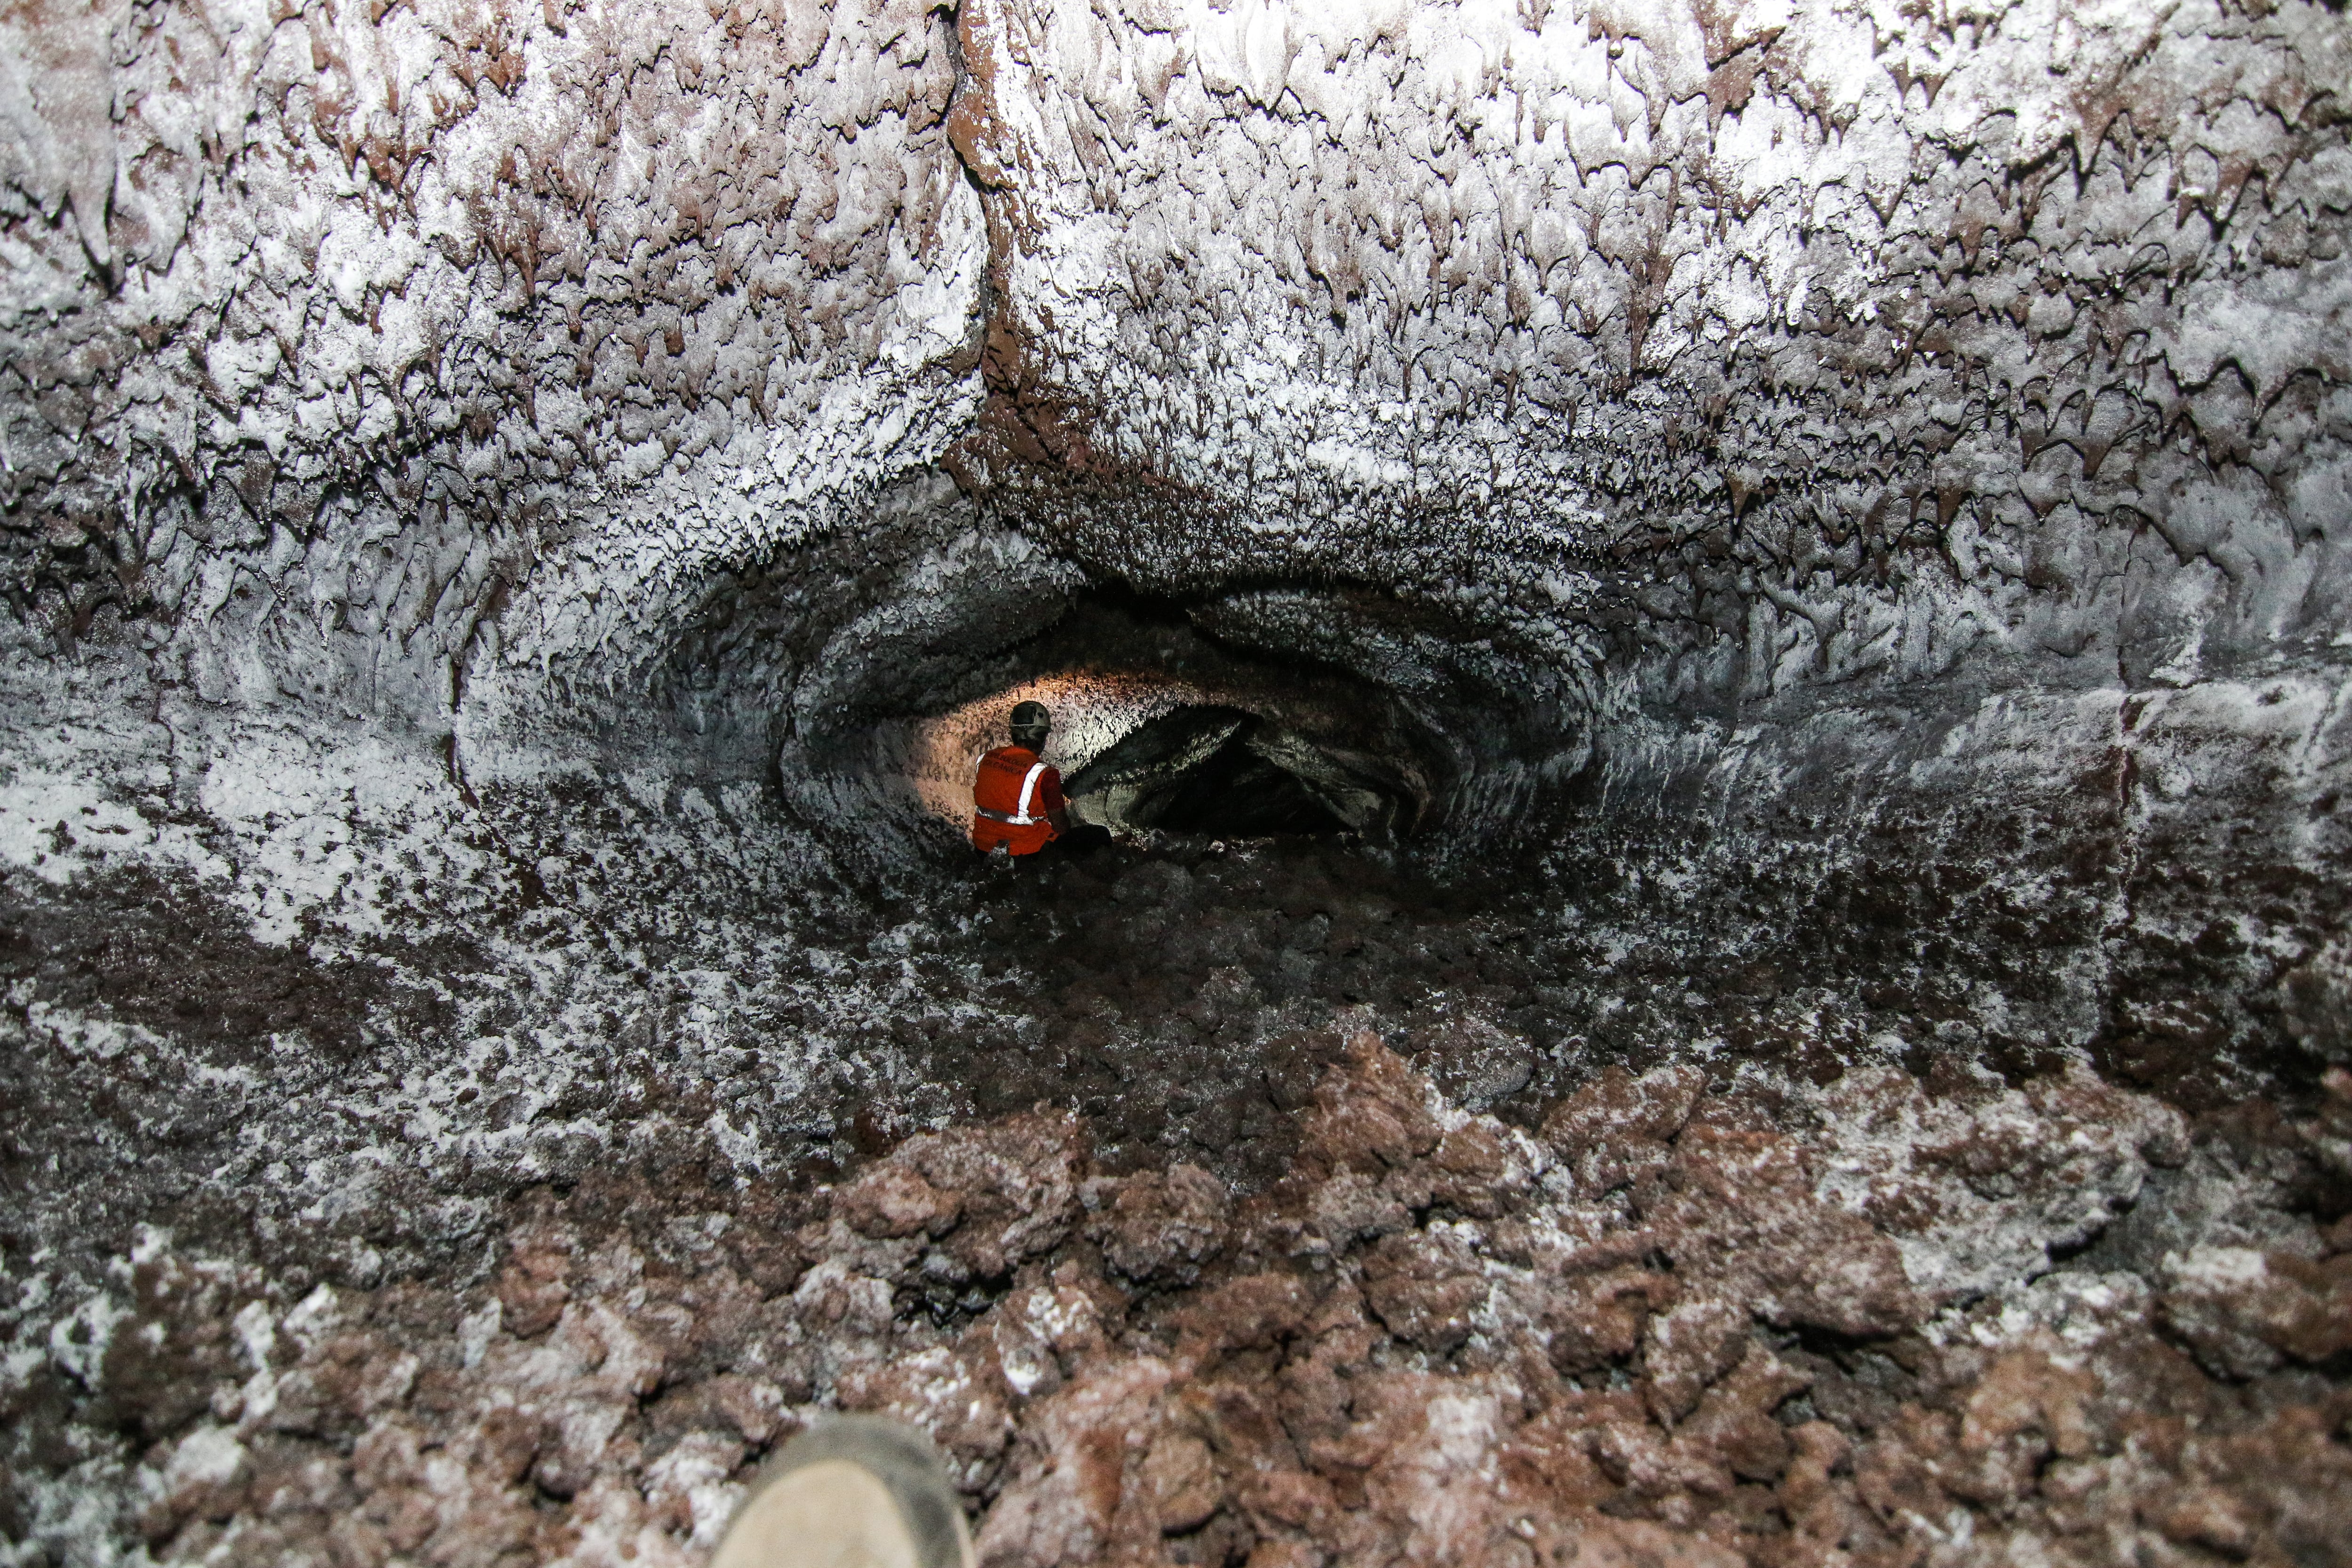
<box><xmin>1061</xmin><ymin>705</ymin><xmax>1406</xmax><ymax>839</ymax></box>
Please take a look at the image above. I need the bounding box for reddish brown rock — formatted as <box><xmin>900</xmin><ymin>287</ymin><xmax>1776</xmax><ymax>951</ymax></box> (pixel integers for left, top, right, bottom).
<box><xmin>1139</xmin><ymin>1428</ymin><xmax>1225</xmax><ymax>1533</ymax></box>
<box><xmin>1087</xmin><ymin>1162</ymin><xmax>1230</xmax><ymax>1282</ymax></box>
<box><xmin>1675</xmin><ymin>1344</ymin><xmax>1809</xmax><ymax>1485</ymax></box>
<box><xmin>1651</xmin><ymin>1124</ymin><xmax>1925</xmax><ymax>1337</ymax></box>
<box><xmin>493</xmin><ymin>1233</ymin><xmax>574</xmax><ymax>1338</ymax></box>
<box><xmin>53</xmin><ymin>1043</ymin><xmax>2352</xmax><ymax>1568</ymax></box>
<box><xmin>1296</xmin><ymin>1031</ymin><xmax>1444</xmax><ymax>1178</ymax></box>
<box><xmin>901</xmin><ymin>1108</ymin><xmax>1087</xmax><ymax>1279</ymax></box>
<box><xmin>2159</xmin><ymin>1245</ymin><xmax>2352</xmax><ymax>1377</ymax></box>
<box><xmin>1295</xmin><ymin>1166</ymin><xmax>1415</xmax><ymax>1255</ymax></box>
<box><xmin>1358</xmin><ymin>1228</ymin><xmax>1487</xmax><ymax>1353</ymax></box>
<box><xmin>975</xmin><ymin>1359</ymin><xmax>1177</xmax><ymax>1567</ymax></box>
<box><xmin>1544</xmin><ymin>1266</ymin><xmax>1678</xmax><ymax>1374</ymax></box>
<box><xmin>1559</xmin><ymin>1515</ymin><xmax>1748</xmax><ymax>1568</ymax></box>
<box><xmin>1171</xmin><ymin>1271</ymin><xmax>1319</xmax><ymax>1360</ymax></box>
<box><xmin>1541</xmin><ymin>1064</ymin><xmax>1705</xmax><ymax>1194</ymax></box>
<box><xmin>1427</xmin><ymin>1117</ymin><xmax>1534</xmax><ymax>1219</ymax></box>
<box><xmin>1639</xmin><ymin>1299</ymin><xmax>1752</xmax><ymax>1426</ymax></box>
<box><xmin>838</xmin><ymin>1162</ymin><xmax>964</xmax><ymax>1240</ymax></box>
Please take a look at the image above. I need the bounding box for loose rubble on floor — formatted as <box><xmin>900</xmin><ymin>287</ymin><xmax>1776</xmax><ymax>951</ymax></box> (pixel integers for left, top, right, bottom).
<box><xmin>24</xmin><ymin>1030</ymin><xmax>2348</xmax><ymax>1568</ymax></box>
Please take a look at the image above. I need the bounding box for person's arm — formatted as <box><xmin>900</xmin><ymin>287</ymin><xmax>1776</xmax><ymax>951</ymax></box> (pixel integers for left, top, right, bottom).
<box><xmin>1044</xmin><ymin>769</ymin><xmax>1071</xmax><ymax>836</ymax></box>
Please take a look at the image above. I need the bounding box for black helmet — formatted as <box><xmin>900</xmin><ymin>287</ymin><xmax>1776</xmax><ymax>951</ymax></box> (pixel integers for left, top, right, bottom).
<box><xmin>1009</xmin><ymin>700</ymin><xmax>1051</xmax><ymax>743</ymax></box>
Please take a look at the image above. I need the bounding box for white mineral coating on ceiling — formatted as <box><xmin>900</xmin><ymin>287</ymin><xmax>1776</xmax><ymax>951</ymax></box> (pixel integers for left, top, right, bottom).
<box><xmin>949</xmin><ymin>0</ymin><xmax>2350</xmax><ymax>702</ymax></box>
<box><xmin>3</xmin><ymin>0</ymin><xmax>984</xmax><ymax>692</ymax></box>
<box><xmin>3</xmin><ymin>0</ymin><xmax>2344</xmax><ymax>723</ymax></box>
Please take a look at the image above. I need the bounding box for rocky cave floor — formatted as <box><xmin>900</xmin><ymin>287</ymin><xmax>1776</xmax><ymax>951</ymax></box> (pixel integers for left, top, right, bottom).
<box><xmin>5</xmin><ymin>817</ymin><xmax>2351</xmax><ymax>1568</ymax></box>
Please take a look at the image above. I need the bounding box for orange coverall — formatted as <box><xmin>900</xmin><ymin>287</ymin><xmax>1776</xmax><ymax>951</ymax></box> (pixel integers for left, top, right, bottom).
<box><xmin>971</xmin><ymin>745</ymin><xmax>1065</xmax><ymax>855</ymax></box>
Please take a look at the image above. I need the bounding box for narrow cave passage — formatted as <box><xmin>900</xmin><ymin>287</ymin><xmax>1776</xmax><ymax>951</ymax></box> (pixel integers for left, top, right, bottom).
<box><xmin>1062</xmin><ymin>705</ymin><xmax>1403</xmax><ymax>839</ymax></box>
<box><xmin>1140</xmin><ymin>720</ymin><xmax>1354</xmax><ymax>836</ymax></box>
<box><xmin>843</xmin><ymin>589</ymin><xmax>1448</xmax><ymax>860</ymax></box>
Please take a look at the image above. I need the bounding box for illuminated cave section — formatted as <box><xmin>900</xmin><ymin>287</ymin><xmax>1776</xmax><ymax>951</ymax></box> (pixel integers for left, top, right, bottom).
<box><xmin>788</xmin><ymin>583</ymin><xmax>1456</xmax><ymax>857</ymax></box>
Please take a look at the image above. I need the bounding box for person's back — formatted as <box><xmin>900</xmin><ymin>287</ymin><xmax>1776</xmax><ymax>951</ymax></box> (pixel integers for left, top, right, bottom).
<box><xmin>971</xmin><ymin>701</ymin><xmax>1068</xmax><ymax>857</ymax></box>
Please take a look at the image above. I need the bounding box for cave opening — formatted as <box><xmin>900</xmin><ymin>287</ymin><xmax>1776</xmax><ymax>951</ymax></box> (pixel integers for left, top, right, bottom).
<box><xmin>865</xmin><ymin>589</ymin><xmax>1447</xmax><ymax>858</ymax></box>
<box><xmin>1147</xmin><ymin>717</ymin><xmax>1353</xmax><ymax>837</ymax></box>
<box><xmin>1062</xmin><ymin>704</ymin><xmax>1389</xmax><ymax>840</ymax></box>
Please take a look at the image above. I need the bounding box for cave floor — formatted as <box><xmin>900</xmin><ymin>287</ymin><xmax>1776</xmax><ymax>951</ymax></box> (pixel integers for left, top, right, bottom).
<box><xmin>5</xmin><ymin>826</ymin><xmax>2351</xmax><ymax>1568</ymax></box>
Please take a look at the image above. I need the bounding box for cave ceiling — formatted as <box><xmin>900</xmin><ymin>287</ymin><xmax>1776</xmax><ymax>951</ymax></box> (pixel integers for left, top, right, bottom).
<box><xmin>3</xmin><ymin>0</ymin><xmax>2345</xmax><ymax>725</ymax></box>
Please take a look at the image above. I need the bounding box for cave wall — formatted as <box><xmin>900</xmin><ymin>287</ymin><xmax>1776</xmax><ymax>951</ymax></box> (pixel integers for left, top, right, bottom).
<box><xmin>0</xmin><ymin>0</ymin><xmax>2346</xmax><ymax>1318</ymax></box>
<box><xmin>946</xmin><ymin>0</ymin><xmax>2350</xmax><ymax>721</ymax></box>
<box><xmin>0</xmin><ymin>0</ymin><xmax>2344</xmax><ymax>1162</ymax></box>
<box><xmin>1543</xmin><ymin>669</ymin><xmax>2352</xmax><ymax>1105</ymax></box>
<box><xmin>908</xmin><ymin>0</ymin><xmax>2352</xmax><ymax>1091</ymax></box>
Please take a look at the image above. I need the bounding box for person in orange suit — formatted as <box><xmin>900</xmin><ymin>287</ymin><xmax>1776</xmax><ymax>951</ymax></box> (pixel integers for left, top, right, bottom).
<box><xmin>971</xmin><ymin>700</ymin><xmax>1069</xmax><ymax>857</ymax></box>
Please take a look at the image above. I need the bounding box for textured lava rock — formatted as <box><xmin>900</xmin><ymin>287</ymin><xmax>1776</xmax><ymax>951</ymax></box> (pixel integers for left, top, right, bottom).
<box><xmin>5</xmin><ymin>4</ymin><xmax>2352</xmax><ymax>1566</ymax></box>
<box><xmin>14</xmin><ymin>1038</ymin><xmax>2347</xmax><ymax>1568</ymax></box>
